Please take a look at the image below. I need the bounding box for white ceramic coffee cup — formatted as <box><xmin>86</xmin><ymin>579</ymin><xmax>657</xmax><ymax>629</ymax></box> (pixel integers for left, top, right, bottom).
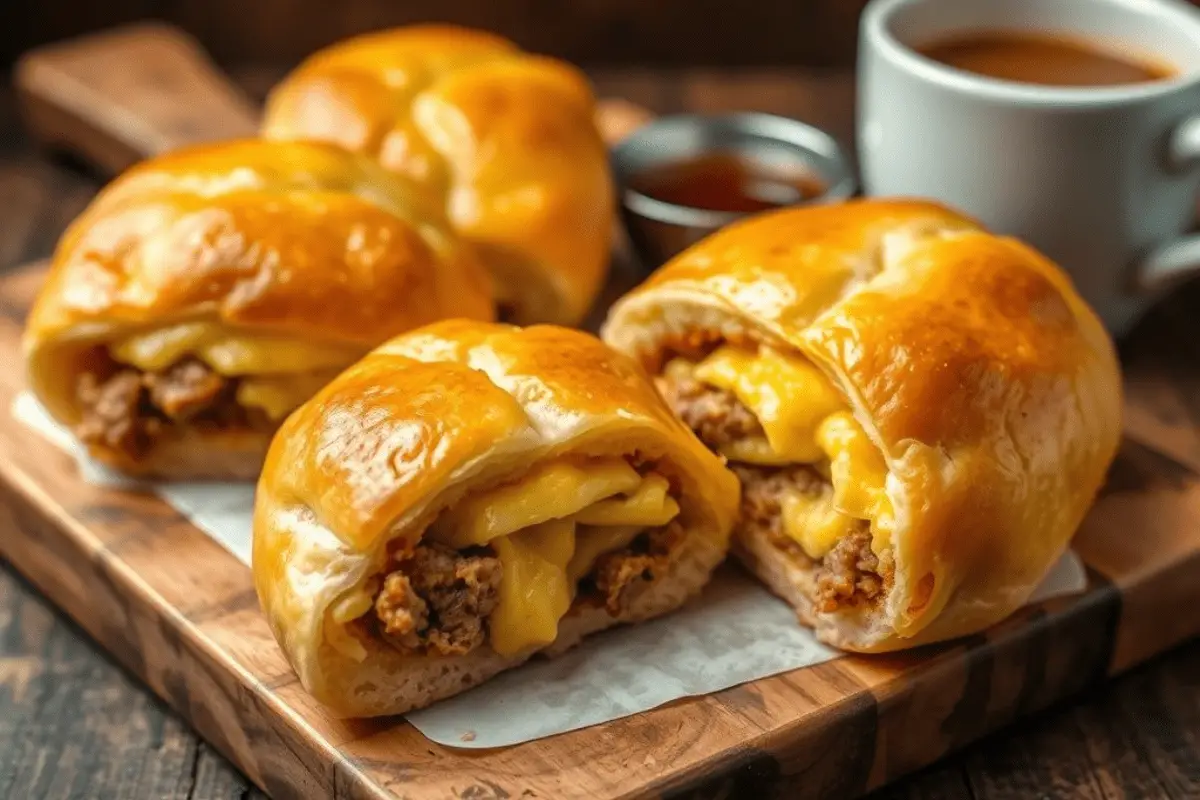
<box><xmin>859</xmin><ymin>0</ymin><xmax>1200</xmax><ymax>335</ymax></box>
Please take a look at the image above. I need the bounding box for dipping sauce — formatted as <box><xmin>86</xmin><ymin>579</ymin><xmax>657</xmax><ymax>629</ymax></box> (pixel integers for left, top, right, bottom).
<box><xmin>918</xmin><ymin>32</ymin><xmax>1175</xmax><ymax>87</ymax></box>
<box><xmin>628</xmin><ymin>151</ymin><xmax>827</xmax><ymax>214</ymax></box>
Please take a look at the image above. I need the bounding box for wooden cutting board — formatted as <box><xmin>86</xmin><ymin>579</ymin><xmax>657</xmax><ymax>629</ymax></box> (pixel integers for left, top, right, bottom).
<box><xmin>4</xmin><ymin>23</ymin><xmax>1200</xmax><ymax>800</ymax></box>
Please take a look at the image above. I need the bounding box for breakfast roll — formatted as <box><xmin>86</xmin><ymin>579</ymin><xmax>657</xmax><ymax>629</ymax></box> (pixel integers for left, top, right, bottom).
<box><xmin>602</xmin><ymin>199</ymin><xmax>1121</xmax><ymax>652</ymax></box>
<box><xmin>253</xmin><ymin>321</ymin><xmax>738</xmax><ymax>717</ymax></box>
<box><xmin>261</xmin><ymin>25</ymin><xmax>614</xmax><ymax>327</ymax></box>
<box><xmin>24</xmin><ymin>140</ymin><xmax>493</xmax><ymax>479</ymax></box>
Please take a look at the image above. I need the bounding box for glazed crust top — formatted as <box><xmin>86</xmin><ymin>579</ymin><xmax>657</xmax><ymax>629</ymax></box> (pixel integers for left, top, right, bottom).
<box><xmin>27</xmin><ymin>138</ymin><xmax>491</xmax><ymax>347</ymax></box>
<box><xmin>261</xmin><ymin>25</ymin><xmax>614</xmax><ymax>325</ymax></box>
<box><xmin>24</xmin><ymin>139</ymin><xmax>493</xmax><ymax>422</ymax></box>
<box><xmin>257</xmin><ymin>320</ymin><xmax>737</xmax><ymax>554</ymax></box>
<box><xmin>602</xmin><ymin>199</ymin><xmax>1123</xmax><ymax>648</ymax></box>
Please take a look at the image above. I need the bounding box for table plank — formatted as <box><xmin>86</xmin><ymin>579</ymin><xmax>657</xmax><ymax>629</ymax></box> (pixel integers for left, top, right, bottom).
<box><xmin>0</xmin><ymin>564</ymin><xmax>269</xmax><ymax>800</ymax></box>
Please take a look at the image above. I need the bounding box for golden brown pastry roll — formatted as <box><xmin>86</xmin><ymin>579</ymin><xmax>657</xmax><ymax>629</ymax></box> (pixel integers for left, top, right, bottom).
<box><xmin>24</xmin><ymin>139</ymin><xmax>493</xmax><ymax>479</ymax></box>
<box><xmin>602</xmin><ymin>199</ymin><xmax>1122</xmax><ymax>652</ymax></box>
<box><xmin>261</xmin><ymin>25</ymin><xmax>614</xmax><ymax>327</ymax></box>
<box><xmin>253</xmin><ymin>320</ymin><xmax>738</xmax><ymax>717</ymax></box>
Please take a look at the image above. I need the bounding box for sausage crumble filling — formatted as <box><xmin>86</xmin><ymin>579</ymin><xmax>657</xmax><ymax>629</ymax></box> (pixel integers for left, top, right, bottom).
<box><xmin>75</xmin><ymin>357</ymin><xmax>270</xmax><ymax>460</ymax></box>
<box><xmin>371</xmin><ymin>520</ymin><xmax>689</xmax><ymax>658</ymax></box>
<box><xmin>658</xmin><ymin>368</ymin><xmax>894</xmax><ymax>612</ymax></box>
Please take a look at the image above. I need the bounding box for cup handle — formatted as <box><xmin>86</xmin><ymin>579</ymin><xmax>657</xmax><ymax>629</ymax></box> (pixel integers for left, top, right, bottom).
<box><xmin>1135</xmin><ymin>234</ymin><xmax>1200</xmax><ymax>294</ymax></box>
<box><xmin>1132</xmin><ymin>114</ymin><xmax>1200</xmax><ymax>294</ymax></box>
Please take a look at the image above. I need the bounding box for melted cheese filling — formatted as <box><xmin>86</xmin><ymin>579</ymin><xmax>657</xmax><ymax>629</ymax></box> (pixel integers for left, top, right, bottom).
<box><xmin>689</xmin><ymin>345</ymin><xmax>892</xmax><ymax>560</ymax></box>
<box><xmin>108</xmin><ymin>322</ymin><xmax>362</xmax><ymax>420</ymax></box>
<box><xmin>692</xmin><ymin>345</ymin><xmax>845</xmax><ymax>464</ymax></box>
<box><xmin>422</xmin><ymin>458</ymin><xmax>681</xmax><ymax>656</ymax></box>
<box><xmin>235</xmin><ymin>373</ymin><xmax>342</xmax><ymax>421</ymax></box>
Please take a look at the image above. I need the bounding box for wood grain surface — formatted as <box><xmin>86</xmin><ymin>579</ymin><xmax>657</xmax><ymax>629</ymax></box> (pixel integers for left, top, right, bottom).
<box><xmin>14</xmin><ymin>23</ymin><xmax>259</xmax><ymax>173</ymax></box>
<box><xmin>0</xmin><ymin>67</ymin><xmax>1199</xmax><ymax>800</ymax></box>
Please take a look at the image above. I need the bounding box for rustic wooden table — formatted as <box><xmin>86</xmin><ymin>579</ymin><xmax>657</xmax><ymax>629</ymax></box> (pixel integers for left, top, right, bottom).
<box><xmin>0</xmin><ymin>66</ymin><xmax>1198</xmax><ymax>800</ymax></box>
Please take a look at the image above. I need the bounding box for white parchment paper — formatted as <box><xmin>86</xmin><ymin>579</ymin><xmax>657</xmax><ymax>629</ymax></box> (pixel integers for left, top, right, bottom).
<box><xmin>13</xmin><ymin>392</ymin><xmax>257</xmax><ymax>562</ymax></box>
<box><xmin>13</xmin><ymin>391</ymin><xmax>1089</xmax><ymax>748</ymax></box>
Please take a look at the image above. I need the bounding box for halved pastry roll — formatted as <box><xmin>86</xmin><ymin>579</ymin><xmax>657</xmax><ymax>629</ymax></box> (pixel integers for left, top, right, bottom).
<box><xmin>253</xmin><ymin>320</ymin><xmax>738</xmax><ymax>717</ymax></box>
<box><xmin>24</xmin><ymin>140</ymin><xmax>493</xmax><ymax>478</ymax></box>
<box><xmin>261</xmin><ymin>25</ymin><xmax>615</xmax><ymax>326</ymax></box>
<box><xmin>602</xmin><ymin>199</ymin><xmax>1122</xmax><ymax>652</ymax></box>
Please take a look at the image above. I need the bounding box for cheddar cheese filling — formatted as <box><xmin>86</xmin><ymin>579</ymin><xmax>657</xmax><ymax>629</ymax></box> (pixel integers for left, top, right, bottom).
<box><xmin>692</xmin><ymin>345</ymin><xmax>845</xmax><ymax>465</ymax></box>
<box><xmin>111</xmin><ymin>322</ymin><xmax>361</xmax><ymax>374</ymax></box>
<box><xmin>668</xmin><ymin>344</ymin><xmax>893</xmax><ymax>564</ymax></box>
<box><xmin>110</xmin><ymin>322</ymin><xmax>362</xmax><ymax>419</ymax></box>
<box><xmin>73</xmin><ymin>323</ymin><xmax>364</xmax><ymax>463</ymax></box>
<box><xmin>341</xmin><ymin>457</ymin><xmax>684</xmax><ymax>661</ymax></box>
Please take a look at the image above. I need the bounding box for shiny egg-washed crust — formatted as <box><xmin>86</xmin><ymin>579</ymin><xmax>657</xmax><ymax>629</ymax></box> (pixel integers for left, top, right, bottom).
<box><xmin>23</xmin><ymin>139</ymin><xmax>494</xmax><ymax>473</ymax></box>
<box><xmin>601</xmin><ymin>199</ymin><xmax>1122</xmax><ymax>652</ymax></box>
<box><xmin>261</xmin><ymin>25</ymin><xmax>614</xmax><ymax>326</ymax></box>
<box><xmin>253</xmin><ymin>320</ymin><xmax>739</xmax><ymax>717</ymax></box>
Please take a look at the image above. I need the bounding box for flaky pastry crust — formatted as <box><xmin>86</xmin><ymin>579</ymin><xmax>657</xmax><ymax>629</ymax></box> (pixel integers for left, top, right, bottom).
<box><xmin>602</xmin><ymin>199</ymin><xmax>1122</xmax><ymax>651</ymax></box>
<box><xmin>262</xmin><ymin>25</ymin><xmax>614</xmax><ymax>326</ymax></box>
<box><xmin>253</xmin><ymin>320</ymin><xmax>738</xmax><ymax>716</ymax></box>
<box><xmin>24</xmin><ymin>139</ymin><xmax>493</xmax><ymax>476</ymax></box>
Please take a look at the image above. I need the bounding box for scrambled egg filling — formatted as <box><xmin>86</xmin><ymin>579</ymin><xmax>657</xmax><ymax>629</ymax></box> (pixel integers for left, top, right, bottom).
<box><xmin>109</xmin><ymin>322</ymin><xmax>361</xmax><ymax>420</ymax></box>
<box><xmin>427</xmin><ymin>459</ymin><xmax>680</xmax><ymax>656</ymax></box>
<box><xmin>324</xmin><ymin>459</ymin><xmax>682</xmax><ymax>660</ymax></box>
<box><xmin>690</xmin><ymin>345</ymin><xmax>892</xmax><ymax>559</ymax></box>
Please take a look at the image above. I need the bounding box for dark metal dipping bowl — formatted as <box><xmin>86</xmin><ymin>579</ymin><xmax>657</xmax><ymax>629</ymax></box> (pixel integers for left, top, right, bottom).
<box><xmin>611</xmin><ymin>112</ymin><xmax>857</xmax><ymax>270</ymax></box>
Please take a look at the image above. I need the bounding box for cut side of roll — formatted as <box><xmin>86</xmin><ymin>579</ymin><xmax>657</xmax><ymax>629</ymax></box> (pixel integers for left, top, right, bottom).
<box><xmin>253</xmin><ymin>321</ymin><xmax>738</xmax><ymax>717</ymax></box>
<box><xmin>23</xmin><ymin>139</ymin><xmax>494</xmax><ymax>478</ymax></box>
<box><xmin>602</xmin><ymin>199</ymin><xmax>1122</xmax><ymax>652</ymax></box>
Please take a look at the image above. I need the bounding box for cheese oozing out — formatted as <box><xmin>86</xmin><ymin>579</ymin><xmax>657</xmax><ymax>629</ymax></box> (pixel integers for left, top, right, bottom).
<box><xmin>687</xmin><ymin>344</ymin><xmax>892</xmax><ymax>560</ymax></box>
<box><xmin>424</xmin><ymin>458</ymin><xmax>681</xmax><ymax>656</ymax></box>
<box><xmin>108</xmin><ymin>322</ymin><xmax>362</xmax><ymax>420</ymax></box>
<box><xmin>324</xmin><ymin>458</ymin><xmax>678</xmax><ymax>662</ymax></box>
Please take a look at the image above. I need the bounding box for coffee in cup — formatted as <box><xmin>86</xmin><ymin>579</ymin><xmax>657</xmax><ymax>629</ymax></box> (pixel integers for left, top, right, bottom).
<box><xmin>918</xmin><ymin>31</ymin><xmax>1175</xmax><ymax>87</ymax></box>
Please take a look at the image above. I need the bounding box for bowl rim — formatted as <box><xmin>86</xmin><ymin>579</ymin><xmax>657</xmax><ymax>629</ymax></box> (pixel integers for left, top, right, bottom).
<box><xmin>611</xmin><ymin>111</ymin><xmax>858</xmax><ymax>229</ymax></box>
